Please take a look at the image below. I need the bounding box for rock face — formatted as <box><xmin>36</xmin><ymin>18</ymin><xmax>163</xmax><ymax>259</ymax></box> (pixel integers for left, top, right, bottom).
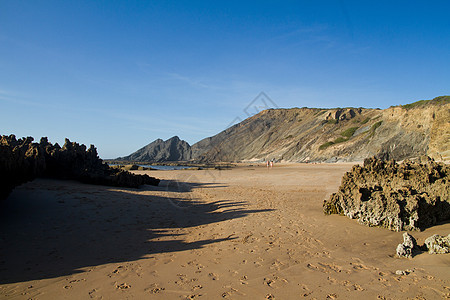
<box><xmin>396</xmin><ymin>233</ymin><xmax>418</xmax><ymax>258</ymax></box>
<box><xmin>323</xmin><ymin>156</ymin><xmax>449</xmax><ymax>231</ymax></box>
<box><xmin>0</xmin><ymin>135</ymin><xmax>160</xmax><ymax>201</ymax></box>
<box><xmin>189</xmin><ymin>96</ymin><xmax>449</xmax><ymax>163</ymax></box>
<box><xmin>0</xmin><ymin>135</ymin><xmax>46</xmax><ymax>200</ymax></box>
<box><xmin>424</xmin><ymin>234</ymin><xmax>450</xmax><ymax>254</ymax></box>
<box><xmin>117</xmin><ymin>96</ymin><xmax>449</xmax><ymax>163</ymax></box>
<box><xmin>118</xmin><ymin>136</ymin><xmax>192</xmax><ymax>162</ymax></box>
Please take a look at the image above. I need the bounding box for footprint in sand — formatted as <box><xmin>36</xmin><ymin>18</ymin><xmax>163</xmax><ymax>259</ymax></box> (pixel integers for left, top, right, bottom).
<box><xmin>115</xmin><ymin>283</ymin><xmax>131</xmax><ymax>290</ymax></box>
<box><xmin>221</xmin><ymin>287</ymin><xmax>245</xmax><ymax>298</ymax></box>
<box><xmin>108</xmin><ymin>265</ymin><xmax>124</xmax><ymax>277</ymax></box>
<box><xmin>145</xmin><ymin>284</ymin><xmax>165</xmax><ymax>294</ymax></box>
<box><xmin>240</xmin><ymin>275</ymin><xmax>249</xmax><ymax>285</ymax></box>
<box><xmin>183</xmin><ymin>294</ymin><xmax>202</xmax><ymax>299</ymax></box>
<box><xmin>88</xmin><ymin>288</ymin><xmax>102</xmax><ymax>299</ymax></box>
<box><xmin>209</xmin><ymin>272</ymin><xmax>219</xmax><ymax>281</ymax></box>
<box><xmin>264</xmin><ymin>276</ymin><xmax>288</xmax><ymax>288</ymax></box>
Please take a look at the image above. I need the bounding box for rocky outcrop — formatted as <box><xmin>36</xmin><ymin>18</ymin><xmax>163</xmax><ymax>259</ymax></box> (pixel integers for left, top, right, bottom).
<box><xmin>396</xmin><ymin>233</ymin><xmax>418</xmax><ymax>258</ymax></box>
<box><xmin>0</xmin><ymin>135</ymin><xmax>46</xmax><ymax>200</ymax></box>
<box><xmin>118</xmin><ymin>136</ymin><xmax>192</xmax><ymax>162</ymax></box>
<box><xmin>396</xmin><ymin>233</ymin><xmax>449</xmax><ymax>257</ymax></box>
<box><xmin>424</xmin><ymin>234</ymin><xmax>450</xmax><ymax>254</ymax></box>
<box><xmin>0</xmin><ymin>135</ymin><xmax>160</xmax><ymax>201</ymax></box>
<box><xmin>323</xmin><ymin>156</ymin><xmax>449</xmax><ymax>231</ymax></box>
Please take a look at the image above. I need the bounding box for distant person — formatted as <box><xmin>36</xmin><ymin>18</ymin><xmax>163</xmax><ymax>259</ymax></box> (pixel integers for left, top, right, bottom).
<box><xmin>270</xmin><ymin>160</ymin><xmax>274</xmax><ymax>168</ymax></box>
<box><xmin>266</xmin><ymin>160</ymin><xmax>270</xmax><ymax>169</ymax></box>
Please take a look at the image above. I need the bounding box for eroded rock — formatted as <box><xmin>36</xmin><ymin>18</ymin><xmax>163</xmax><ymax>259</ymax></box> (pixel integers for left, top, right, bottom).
<box><xmin>323</xmin><ymin>156</ymin><xmax>449</xmax><ymax>231</ymax></box>
<box><xmin>424</xmin><ymin>234</ymin><xmax>450</xmax><ymax>254</ymax></box>
<box><xmin>0</xmin><ymin>135</ymin><xmax>160</xmax><ymax>200</ymax></box>
<box><xmin>396</xmin><ymin>233</ymin><xmax>417</xmax><ymax>258</ymax></box>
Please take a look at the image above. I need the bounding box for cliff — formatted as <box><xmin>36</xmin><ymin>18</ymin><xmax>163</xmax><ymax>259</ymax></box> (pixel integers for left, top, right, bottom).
<box><xmin>192</xmin><ymin>96</ymin><xmax>449</xmax><ymax>163</ymax></box>
<box><xmin>120</xmin><ymin>96</ymin><xmax>449</xmax><ymax>163</ymax></box>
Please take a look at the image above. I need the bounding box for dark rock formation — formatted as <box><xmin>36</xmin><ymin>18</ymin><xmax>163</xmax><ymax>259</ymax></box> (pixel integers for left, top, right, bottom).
<box><xmin>0</xmin><ymin>135</ymin><xmax>160</xmax><ymax>201</ymax></box>
<box><xmin>323</xmin><ymin>156</ymin><xmax>449</xmax><ymax>231</ymax></box>
<box><xmin>0</xmin><ymin>135</ymin><xmax>46</xmax><ymax>200</ymax></box>
<box><xmin>118</xmin><ymin>136</ymin><xmax>192</xmax><ymax>162</ymax></box>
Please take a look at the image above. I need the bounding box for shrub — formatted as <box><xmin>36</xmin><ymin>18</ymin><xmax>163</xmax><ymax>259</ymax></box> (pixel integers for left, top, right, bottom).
<box><xmin>334</xmin><ymin>137</ymin><xmax>348</xmax><ymax>144</ymax></box>
<box><xmin>361</xmin><ymin>117</ymin><xmax>370</xmax><ymax>124</ymax></box>
<box><xmin>372</xmin><ymin>121</ymin><xmax>383</xmax><ymax>131</ymax></box>
<box><xmin>319</xmin><ymin>141</ymin><xmax>335</xmax><ymax>150</ymax></box>
<box><xmin>340</xmin><ymin>127</ymin><xmax>359</xmax><ymax>138</ymax></box>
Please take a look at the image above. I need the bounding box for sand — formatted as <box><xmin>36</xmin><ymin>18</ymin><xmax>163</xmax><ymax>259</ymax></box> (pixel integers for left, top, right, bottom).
<box><xmin>0</xmin><ymin>163</ymin><xmax>449</xmax><ymax>299</ymax></box>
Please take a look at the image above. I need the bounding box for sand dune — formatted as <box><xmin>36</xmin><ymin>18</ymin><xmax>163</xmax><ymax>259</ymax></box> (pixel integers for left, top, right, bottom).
<box><xmin>1</xmin><ymin>164</ymin><xmax>449</xmax><ymax>299</ymax></box>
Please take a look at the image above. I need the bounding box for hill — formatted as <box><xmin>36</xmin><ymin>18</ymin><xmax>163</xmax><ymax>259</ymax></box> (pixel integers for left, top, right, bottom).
<box><xmin>120</xmin><ymin>96</ymin><xmax>450</xmax><ymax>163</ymax></box>
<box><xmin>117</xmin><ymin>136</ymin><xmax>192</xmax><ymax>162</ymax></box>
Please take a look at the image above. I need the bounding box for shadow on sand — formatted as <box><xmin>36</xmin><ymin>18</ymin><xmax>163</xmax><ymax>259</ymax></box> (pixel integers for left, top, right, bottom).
<box><xmin>0</xmin><ymin>178</ymin><xmax>273</xmax><ymax>284</ymax></box>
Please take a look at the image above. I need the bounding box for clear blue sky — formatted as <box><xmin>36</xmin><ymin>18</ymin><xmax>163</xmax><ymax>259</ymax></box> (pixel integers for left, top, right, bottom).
<box><xmin>1</xmin><ymin>1</ymin><xmax>449</xmax><ymax>158</ymax></box>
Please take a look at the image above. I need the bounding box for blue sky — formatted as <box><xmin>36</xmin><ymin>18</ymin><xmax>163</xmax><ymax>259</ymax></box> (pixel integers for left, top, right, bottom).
<box><xmin>1</xmin><ymin>1</ymin><xmax>449</xmax><ymax>158</ymax></box>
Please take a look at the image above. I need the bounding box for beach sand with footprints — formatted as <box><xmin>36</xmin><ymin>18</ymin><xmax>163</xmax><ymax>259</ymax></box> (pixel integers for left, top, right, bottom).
<box><xmin>1</xmin><ymin>163</ymin><xmax>449</xmax><ymax>299</ymax></box>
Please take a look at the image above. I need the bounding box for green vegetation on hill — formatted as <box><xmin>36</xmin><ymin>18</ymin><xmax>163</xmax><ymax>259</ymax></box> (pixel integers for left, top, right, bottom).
<box><xmin>319</xmin><ymin>137</ymin><xmax>350</xmax><ymax>150</ymax></box>
<box><xmin>372</xmin><ymin>121</ymin><xmax>383</xmax><ymax>131</ymax></box>
<box><xmin>401</xmin><ymin>96</ymin><xmax>450</xmax><ymax>109</ymax></box>
<box><xmin>340</xmin><ymin>127</ymin><xmax>359</xmax><ymax>138</ymax></box>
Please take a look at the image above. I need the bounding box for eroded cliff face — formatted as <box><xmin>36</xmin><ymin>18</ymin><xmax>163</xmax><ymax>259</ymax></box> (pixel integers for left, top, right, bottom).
<box><xmin>117</xmin><ymin>96</ymin><xmax>448</xmax><ymax>163</ymax></box>
<box><xmin>428</xmin><ymin>105</ymin><xmax>450</xmax><ymax>161</ymax></box>
<box><xmin>190</xmin><ymin>97</ymin><xmax>449</xmax><ymax>163</ymax></box>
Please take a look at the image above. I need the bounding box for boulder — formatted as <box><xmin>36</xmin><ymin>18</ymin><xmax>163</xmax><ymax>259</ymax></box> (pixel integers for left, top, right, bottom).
<box><xmin>323</xmin><ymin>156</ymin><xmax>449</xmax><ymax>231</ymax></box>
<box><xmin>424</xmin><ymin>234</ymin><xmax>450</xmax><ymax>254</ymax></box>
<box><xmin>396</xmin><ymin>233</ymin><xmax>417</xmax><ymax>258</ymax></box>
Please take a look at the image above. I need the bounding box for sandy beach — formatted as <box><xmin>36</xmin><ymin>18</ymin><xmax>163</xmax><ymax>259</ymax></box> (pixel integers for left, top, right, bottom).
<box><xmin>1</xmin><ymin>163</ymin><xmax>449</xmax><ymax>299</ymax></box>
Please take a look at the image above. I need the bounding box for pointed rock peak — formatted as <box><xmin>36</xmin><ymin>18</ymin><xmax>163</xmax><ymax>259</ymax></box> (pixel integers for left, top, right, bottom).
<box><xmin>167</xmin><ymin>136</ymin><xmax>181</xmax><ymax>141</ymax></box>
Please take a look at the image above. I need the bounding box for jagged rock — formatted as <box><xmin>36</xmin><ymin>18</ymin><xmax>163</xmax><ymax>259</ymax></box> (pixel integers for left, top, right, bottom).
<box><xmin>323</xmin><ymin>156</ymin><xmax>450</xmax><ymax>231</ymax></box>
<box><xmin>424</xmin><ymin>234</ymin><xmax>450</xmax><ymax>254</ymax></box>
<box><xmin>396</xmin><ymin>233</ymin><xmax>418</xmax><ymax>258</ymax></box>
<box><xmin>0</xmin><ymin>135</ymin><xmax>160</xmax><ymax>200</ymax></box>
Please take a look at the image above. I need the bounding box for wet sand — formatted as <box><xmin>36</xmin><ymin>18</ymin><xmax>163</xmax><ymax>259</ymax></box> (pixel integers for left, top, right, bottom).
<box><xmin>1</xmin><ymin>163</ymin><xmax>449</xmax><ymax>299</ymax></box>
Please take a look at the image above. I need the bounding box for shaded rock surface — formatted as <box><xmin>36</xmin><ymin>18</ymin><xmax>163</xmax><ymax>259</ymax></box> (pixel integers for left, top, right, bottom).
<box><xmin>424</xmin><ymin>234</ymin><xmax>450</xmax><ymax>254</ymax></box>
<box><xmin>323</xmin><ymin>156</ymin><xmax>449</xmax><ymax>231</ymax></box>
<box><xmin>0</xmin><ymin>135</ymin><xmax>160</xmax><ymax>201</ymax></box>
<box><xmin>118</xmin><ymin>136</ymin><xmax>192</xmax><ymax>162</ymax></box>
